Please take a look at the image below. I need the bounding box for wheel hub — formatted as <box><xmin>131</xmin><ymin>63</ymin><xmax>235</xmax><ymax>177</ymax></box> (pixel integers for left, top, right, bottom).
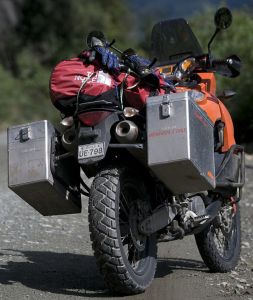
<box><xmin>129</xmin><ymin>200</ymin><xmax>148</xmax><ymax>252</ymax></box>
<box><xmin>219</xmin><ymin>205</ymin><xmax>234</xmax><ymax>235</ymax></box>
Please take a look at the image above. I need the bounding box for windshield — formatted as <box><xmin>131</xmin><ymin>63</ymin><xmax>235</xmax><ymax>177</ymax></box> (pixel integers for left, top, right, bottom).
<box><xmin>151</xmin><ymin>18</ymin><xmax>203</xmax><ymax>66</ymax></box>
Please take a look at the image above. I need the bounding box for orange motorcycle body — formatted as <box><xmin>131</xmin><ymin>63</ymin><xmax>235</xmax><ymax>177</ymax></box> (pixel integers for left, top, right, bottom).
<box><xmin>196</xmin><ymin>72</ymin><xmax>235</xmax><ymax>152</ymax></box>
<box><xmin>159</xmin><ymin>67</ymin><xmax>235</xmax><ymax>152</ymax></box>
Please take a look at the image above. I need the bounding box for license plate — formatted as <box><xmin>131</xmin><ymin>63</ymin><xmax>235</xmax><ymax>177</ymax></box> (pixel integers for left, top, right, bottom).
<box><xmin>78</xmin><ymin>142</ymin><xmax>104</xmax><ymax>159</ymax></box>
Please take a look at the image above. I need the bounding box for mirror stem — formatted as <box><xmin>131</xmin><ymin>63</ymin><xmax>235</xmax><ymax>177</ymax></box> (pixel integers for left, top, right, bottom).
<box><xmin>208</xmin><ymin>28</ymin><xmax>220</xmax><ymax>64</ymax></box>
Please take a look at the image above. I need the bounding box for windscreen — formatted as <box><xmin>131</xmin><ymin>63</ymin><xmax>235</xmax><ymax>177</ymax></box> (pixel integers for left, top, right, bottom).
<box><xmin>151</xmin><ymin>18</ymin><xmax>203</xmax><ymax>66</ymax></box>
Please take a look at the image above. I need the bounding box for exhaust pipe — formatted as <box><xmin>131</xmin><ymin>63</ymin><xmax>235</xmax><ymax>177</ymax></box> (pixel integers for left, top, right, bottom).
<box><xmin>115</xmin><ymin>120</ymin><xmax>139</xmax><ymax>143</ymax></box>
<box><xmin>61</xmin><ymin>128</ymin><xmax>77</xmax><ymax>151</ymax></box>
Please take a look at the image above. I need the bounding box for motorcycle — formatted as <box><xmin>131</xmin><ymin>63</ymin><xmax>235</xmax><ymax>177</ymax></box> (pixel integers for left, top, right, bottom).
<box><xmin>8</xmin><ymin>7</ymin><xmax>244</xmax><ymax>295</ymax></box>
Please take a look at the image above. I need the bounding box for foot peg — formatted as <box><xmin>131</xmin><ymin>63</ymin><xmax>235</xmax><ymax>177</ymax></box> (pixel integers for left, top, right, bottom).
<box><xmin>192</xmin><ymin>215</ymin><xmax>210</xmax><ymax>226</ymax></box>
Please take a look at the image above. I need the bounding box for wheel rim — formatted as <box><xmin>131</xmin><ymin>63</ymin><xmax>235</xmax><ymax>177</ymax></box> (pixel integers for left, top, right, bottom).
<box><xmin>119</xmin><ymin>181</ymin><xmax>150</xmax><ymax>274</ymax></box>
<box><xmin>211</xmin><ymin>202</ymin><xmax>238</xmax><ymax>260</ymax></box>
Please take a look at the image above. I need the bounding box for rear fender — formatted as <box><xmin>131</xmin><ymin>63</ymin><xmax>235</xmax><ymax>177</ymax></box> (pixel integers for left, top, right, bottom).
<box><xmin>78</xmin><ymin>112</ymin><xmax>119</xmax><ymax>165</ymax></box>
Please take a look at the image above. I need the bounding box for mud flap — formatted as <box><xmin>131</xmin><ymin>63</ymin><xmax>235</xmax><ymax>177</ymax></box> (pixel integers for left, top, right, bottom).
<box><xmin>78</xmin><ymin>113</ymin><xmax>119</xmax><ymax>165</ymax></box>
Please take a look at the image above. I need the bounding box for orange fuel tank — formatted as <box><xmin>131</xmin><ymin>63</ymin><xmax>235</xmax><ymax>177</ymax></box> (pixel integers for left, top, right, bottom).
<box><xmin>176</xmin><ymin>72</ymin><xmax>235</xmax><ymax>152</ymax></box>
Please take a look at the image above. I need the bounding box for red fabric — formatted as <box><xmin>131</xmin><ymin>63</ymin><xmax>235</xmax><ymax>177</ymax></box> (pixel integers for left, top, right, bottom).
<box><xmin>50</xmin><ymin>55</ymin><xmax>167</xmax><ymax>112</ymax></box>
<box><xmin>114</xmin><ymin>71</ymin><xmax>166</xmax><ymax>110</ymax></box>
<box><xmin>50</xmin><ymin>58</ymin><xmax>116</xmax><ymax>104</ymax></box>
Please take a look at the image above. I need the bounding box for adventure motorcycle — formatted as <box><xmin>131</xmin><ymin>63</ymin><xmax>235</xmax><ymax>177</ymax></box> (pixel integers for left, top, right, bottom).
<box><xmin>8</xmin><ymin>8</ymin><xmax>244</xmax><ymax>295</ymax></box>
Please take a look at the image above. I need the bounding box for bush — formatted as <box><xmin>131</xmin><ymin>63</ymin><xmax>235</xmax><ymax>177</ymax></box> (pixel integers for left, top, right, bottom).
<box><xmin>190</xmin><ymin>9</ymin><xmax>253</xmax><ymax>143</ymax></box>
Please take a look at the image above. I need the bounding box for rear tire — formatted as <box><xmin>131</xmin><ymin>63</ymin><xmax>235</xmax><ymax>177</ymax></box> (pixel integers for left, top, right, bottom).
<box><xmin>195</xmin><ymin>201</ymin><xmax>241</xmax><ymax>272</ymax></box>
<box><xmin>88</xmin><ymin>167</ymin><xmax>157</xmax><ymax>295</ymax></box>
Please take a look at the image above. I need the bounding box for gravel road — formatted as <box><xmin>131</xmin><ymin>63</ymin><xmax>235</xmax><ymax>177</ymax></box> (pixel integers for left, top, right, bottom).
<box><xmin>0</xmin><ymin>131</ymin><xmax>252</xmax><ymax>300</ymax></box>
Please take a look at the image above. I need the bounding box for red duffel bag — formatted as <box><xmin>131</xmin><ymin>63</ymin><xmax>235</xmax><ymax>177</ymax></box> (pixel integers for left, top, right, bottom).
<box><xmin>50</xmin><ymin>57</ymin><xmax>119</xmax><ymax>114</ymax></box>
<box><xmin>50</xmin><ymin>55</ymin><xmax>166</xmax><ymax>115</ymax></box>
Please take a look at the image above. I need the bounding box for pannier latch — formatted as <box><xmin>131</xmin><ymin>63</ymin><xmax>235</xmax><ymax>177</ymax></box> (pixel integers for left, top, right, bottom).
<box><xmin>160</xmin><ymin>95</ymin><xmax>171</xmax><ymax>118</ymax></box>
<box><xmin>19</xmin><ymin>127</ymin><xmax>31</xmax><ymax>142</ymax></box>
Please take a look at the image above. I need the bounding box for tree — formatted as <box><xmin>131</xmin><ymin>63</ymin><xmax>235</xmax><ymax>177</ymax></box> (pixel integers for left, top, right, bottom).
<box><xmin>0</xmin><ymin>0</ymin><xmax>136</xmax><ymax>127</ymax></box>
<box><xmin>17</xmin><ymin>0</ymin><xmax>135</xmax><ymax>66</ymax></box>
<box><xmin>190</xmin><ymin>9</ymin><xmax>253</xmax><ymax>143</ymax></box>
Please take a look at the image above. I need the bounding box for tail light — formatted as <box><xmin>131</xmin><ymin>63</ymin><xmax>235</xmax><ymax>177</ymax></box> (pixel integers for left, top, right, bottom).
<box><xmin>78</xmin><ymin>111</ymin><xmax>112</xmax><ymax>126</ymax></box>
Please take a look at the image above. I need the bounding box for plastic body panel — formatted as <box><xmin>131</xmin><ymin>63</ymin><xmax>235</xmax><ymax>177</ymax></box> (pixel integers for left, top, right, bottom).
<box><xmin>146</xmin><ymin>91</ymin><xmax>215</xmax><ymax>194</ymax></box>
<box><xmin>157</xmin><ymin>67</ymin><xmax>236</xmax><ymax>152</ymax></box>
<box><xmin>8</xmin><ymin>120</ymin><xmax>81</xmax><ymax>216</ymax></box>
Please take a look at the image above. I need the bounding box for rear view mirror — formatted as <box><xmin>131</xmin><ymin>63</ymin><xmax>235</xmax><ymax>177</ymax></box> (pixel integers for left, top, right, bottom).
<box><xmin>208</xmin><ymin>8</ymin><xmax>232</xmax><ymax>59</ymax></box>
<box><xmin>214</xmin><ymin>7</ymin><xmax>232</xmax><ymax>30</ymax></box>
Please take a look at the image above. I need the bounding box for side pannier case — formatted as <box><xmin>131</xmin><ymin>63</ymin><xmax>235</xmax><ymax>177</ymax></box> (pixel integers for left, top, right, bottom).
<box><xmin>8</xmin><ymin>120</ymin><xmax>81</xmax><ymax>216</ymax></box>
<box><xmin>146</xmin><ymin>91</ymin><xmax>216</xmax><ymax>194</ymax></box>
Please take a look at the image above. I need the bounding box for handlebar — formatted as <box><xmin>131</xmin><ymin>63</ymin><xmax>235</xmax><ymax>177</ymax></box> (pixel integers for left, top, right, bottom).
<box><xmin>210</xmin><ymin>55</ymin><xmax>241</xmax><ymax>78</ymax></box>
<box><xmin>185</xmin><ymin>54</ymin><xmax>241</xmax><ymax>78</ymax></box>
<box><xmin>211</xmin><ymin>58</ymin><xmax>229</xmax><ymax>66</ymax></box>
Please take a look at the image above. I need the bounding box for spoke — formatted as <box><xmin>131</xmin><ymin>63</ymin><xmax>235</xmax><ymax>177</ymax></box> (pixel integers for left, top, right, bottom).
<box><xmin>121</xmin><ymin>234</ymin><xmax>130</xmax><ymax>245</ymax></box>
<box><xmin>224</xmin><ymin>238</ymin><xmax>230</xmax><ymax>255</ymax></box>
<box><xmin>133</xmin><ymin>247</ymin><xmax>141</xmax><ymax>264</ymax></box>
<box><xmin>128</xmin><ymin>243</ymin><xmax>135</xmax><ymax>264</ymax></box>
<box><xmin>222</xmin><ymin>235</ymin><xmax>227</xmax><ymax>256</ymax></box>
<box><xmin>215</xmin><ymin>226</ymin><xmax>232</xmax><ymax>255</ymax></box>
<box><xmin>226</xmin><ymin>226</ymin><xmax>235</xmax><ymax>251</ymax></box>
<box><xmin>120</xmin><ymin>223</ymin><xmax>130</xmax><ymax>237</ymax></box>
<box><xmin>118</xmin><ymin>182</ymin><xmax>149</xmax><ymax>272</ymax></box>
<box><xmin>214</xmin><ymin>228</ymin><xmax>224</xmax><ymax>253</ymax></box>
<box><xmin>120</xmin><ymin>192</ymin><xmax>130</xmax><ymax>218</ymax></box>
<box><xmin>120</xmin><ymin>199</ymin><xmax>129</xmax><ymax>212</ymax></box>
<box><xmin>212</xmin><ymin>206</ymin><xmax>238</xmax><ymax>259</ymax></box>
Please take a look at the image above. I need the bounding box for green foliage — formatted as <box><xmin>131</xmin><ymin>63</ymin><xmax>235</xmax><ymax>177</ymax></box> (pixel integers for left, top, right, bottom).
<box><xmin>0</xmin><ymin>2</ymin><xmax>252</xmax><ymax>143</ymax></box>
<box><xmin>17</xmin><ymin>0</ymin><xmax>135</xmax><ymax>65</ymax></box>
<box><xmin>0</xmin><ymin>0</ymin><xmax>135</xmax><ymax>129</ymax></box>
<box><xmin>190</xmin><ymin>9</ymin><xmax>253</xmax><ymax>142</ymax></box>
<box><xmin>0</xmin><ymin>51</ymin><xmax>58</xmax><ymax>128</ymax></box>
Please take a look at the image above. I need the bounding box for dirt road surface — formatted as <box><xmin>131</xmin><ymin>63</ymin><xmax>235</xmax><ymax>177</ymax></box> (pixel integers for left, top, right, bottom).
<box><xmin>0</xmin><ymin>132</ymin><xmax>252</xmax><ymax>300</ymax></box>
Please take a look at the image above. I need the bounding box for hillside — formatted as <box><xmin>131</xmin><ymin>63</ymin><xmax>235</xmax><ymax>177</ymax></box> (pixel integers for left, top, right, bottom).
<box><xmin>128</xmin><ymin>0</ymin><xmax>252</xmax><ymax>20</ymax></box>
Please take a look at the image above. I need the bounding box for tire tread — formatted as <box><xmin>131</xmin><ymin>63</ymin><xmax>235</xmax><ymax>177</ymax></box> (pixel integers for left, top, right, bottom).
<box><xmin>89</xmin><ymin>167</ymin><xmax>156</xmax><ymax>295</ymax></box>
<box><xmin>195</xmin><ymin>206</ymin><xmax>241</xmax><ymax>273</ymax></box>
